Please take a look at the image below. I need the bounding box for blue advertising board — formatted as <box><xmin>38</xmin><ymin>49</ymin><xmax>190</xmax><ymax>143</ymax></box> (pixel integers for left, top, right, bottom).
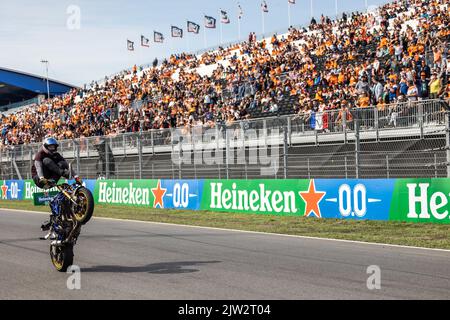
<box><xmin>161</xmin><ymin>180</ymin><xmax>204</xmax><ymax>210</ymax></box>
<box><xmin>1</xmin><ymin>180</ymin><xmax>25</xmax><ymax>201</ymax></box>
<box><xmin>315</xmin><ymin>179</ymin><xmax>395</xmax><ymax>220</ymax></box>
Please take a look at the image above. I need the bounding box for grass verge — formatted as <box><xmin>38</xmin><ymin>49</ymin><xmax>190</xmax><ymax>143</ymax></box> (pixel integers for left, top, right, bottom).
<box><xmin>0</xmin><ymin>200</ymin><xmax>449</xmax><ymax>249</ymax></box>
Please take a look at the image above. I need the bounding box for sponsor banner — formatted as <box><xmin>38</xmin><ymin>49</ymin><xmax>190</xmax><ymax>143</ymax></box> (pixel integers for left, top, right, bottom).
<box><xmin>2</xmin><ymin>178</ymin><xmax>449</xmax><ymax>224</ymax></box>
<box><xmin>94</xmin><ymin>179</ymin><xmax>203</xmax><ymax>210</ymax></box>
<box><xmin>161</xmin><ymin>180</ymin><xmax>203</xmax><ymax>210</ymax></box>
<box><xmin>23</xmin><ymin>179</ymin><xmax>96</xmax><ymax>201</ymax></box>
<box><xmin>1</xmin><ymin>180</ymin><xmax>25</xmax><ymax>200</ymax></box>
<box><xmin>200</xmin><ymin>179</ymin><xmax>394</xmax><ymax>219</ymax></box>
<box><xmin>95</xmin><ymin>179</ymin><xmax>158</xmax><ymax>207</ymax></box>
<box><xmin>66</xmin><ymin>179</ymin><xmax>97</xmax><ymax>194</ymax></box>
<box><xmin>390</xmin><ymin>178</ymin><xmax>450</xmax><ymax>224</ymax></box>
<box><xmin>33</xmin><ymin>191</ymin><xmax>59</xmax><ymax>206</ymax></box>
<box><xmin>23</xmin><ymin>180</ymin><xmax>59</xmax><ymax>200</ymax></box>
<box><xmin>200</xmin><ymin>179</ymin><xmax>310</xmax><ymax>215</ymax></box>
<box><xmin>315</xmin><ymin>179</ymin><xmax>394</xmax><ymax>220</ymax></box>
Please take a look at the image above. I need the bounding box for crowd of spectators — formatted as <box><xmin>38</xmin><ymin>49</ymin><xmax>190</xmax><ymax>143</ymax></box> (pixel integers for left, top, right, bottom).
<box><xmin>1</xmin><ymin>0</ymin><xmax>449</xmax><ymax>147</ymax></box>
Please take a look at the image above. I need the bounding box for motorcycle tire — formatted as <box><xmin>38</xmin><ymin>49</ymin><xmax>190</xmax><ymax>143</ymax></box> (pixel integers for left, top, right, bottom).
<box><xmin>72</xmin><ymin>187</ymin><xmax>94</xmax><ymax>225</ymax></box>
<box><xmin>50</xmin><ymin>244</ymin><xmax>74</xmax><ymax>272</ymax></box>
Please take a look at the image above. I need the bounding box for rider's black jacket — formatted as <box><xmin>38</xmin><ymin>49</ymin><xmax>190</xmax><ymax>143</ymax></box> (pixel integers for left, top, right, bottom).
<box><xmin>31</xmin><ymin>146</ymin><xmax>66</xmax><ymax>179</ymax></box>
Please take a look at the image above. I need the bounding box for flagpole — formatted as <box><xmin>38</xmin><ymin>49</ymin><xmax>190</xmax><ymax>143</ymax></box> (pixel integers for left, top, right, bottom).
<box><xmin>310</xmin><ymin>0</ymin><xmax>313</xmax><ymax>19</ymax></box>
<box><xmin>219</xmin><ymin>10</ymin><xmax>223</xmax><ymax>45</ymax></box>
<box><xmin>288</xmin><ymin>1</ymin><xmax>291</xmax><ymax>28</ymax></box>
<box><xmin>186</xmin><ymin>31</ymin><xmax>191</xmax><ymax>53</ymax></box>
<box><xmin>238</xmin><ymin>18</ymin><xmax>241</xmax><ymax>41</ymax></box>
<box><xmin>262</xmin><ymin>8</ymin><xmax>265</xmax><ymax>35</ymax></box>
<box><xmin>204</xmin><ymin>26</ymin><xmax>207</xmax><ymax>49</ymax></box>
<box><xmin>237</xmin><ymin>3</ymin><xmax>242</xmax><ymax>41</ymax></box>
<box><xmin>335</xmin><ymin>0</ymin><xmax>338</xmax><ymax>18</ymax></box>
<box><xmin>139</xmin><ymin>43</ymin><xmax>142</xmax><ymax>69</ymax></box>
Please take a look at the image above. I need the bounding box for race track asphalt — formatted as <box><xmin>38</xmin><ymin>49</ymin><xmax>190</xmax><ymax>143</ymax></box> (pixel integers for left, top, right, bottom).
<box><xmin>0</xmin><ymin>209</ymin><xmax>449</xmax><ymax>300</ymax></box>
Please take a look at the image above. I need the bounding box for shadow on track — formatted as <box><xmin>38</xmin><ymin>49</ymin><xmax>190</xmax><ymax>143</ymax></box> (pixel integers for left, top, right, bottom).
<box><xmin>81</xmin><ymin>260</ymin><xmax>221</xmax><ymax>274</ymax></box>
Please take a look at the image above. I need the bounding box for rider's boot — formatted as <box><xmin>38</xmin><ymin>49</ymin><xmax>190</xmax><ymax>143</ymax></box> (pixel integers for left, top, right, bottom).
<box><xmin>41</xmin><ymin>217</ymin><xmax>52</xmax><ymax>231</ymax></box>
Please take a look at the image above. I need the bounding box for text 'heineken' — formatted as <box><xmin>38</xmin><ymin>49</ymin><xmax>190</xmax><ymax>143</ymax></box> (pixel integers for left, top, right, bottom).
<box><xmin>98</xmin><ymin>181</ymin><xmax>150</xmax><ymax>205</ymax></box>
<box><xmin>209</xmin><ymin>182</ymin><xmax>298</xmax><ymax>213</ymax></box>
<box><xmin>407</xmin><ymin>183</ymin><xmax>450</xmax><ymax>220</ymax></box>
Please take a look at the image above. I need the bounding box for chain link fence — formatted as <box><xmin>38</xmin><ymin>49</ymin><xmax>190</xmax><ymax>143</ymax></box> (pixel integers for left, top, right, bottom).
<box><xmin>1</xmin><ymin>99</ymin><xmax>449</xmax><ymax>180</ymax></box>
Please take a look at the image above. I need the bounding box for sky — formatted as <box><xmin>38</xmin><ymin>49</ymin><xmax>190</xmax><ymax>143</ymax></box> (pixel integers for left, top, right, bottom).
<box><xmin>0</xmin><ymin>0</ymin><xmax>389</xmax><ymax>87</ymax></box>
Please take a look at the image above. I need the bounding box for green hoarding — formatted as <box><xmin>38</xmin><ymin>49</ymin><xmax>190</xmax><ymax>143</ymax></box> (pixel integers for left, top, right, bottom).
<box><xmin>200</xmin><ymin>179</ymin><xmax>311</xmax><ymax>216</ymax></box>
<box><xmin>33</xmin><ymin>191</ymin><xmax>60</xmax><ymax>206</ymax></box>
<box><xmin>23</xmin><ymin>180</ymin><xmax>59</xmax><ymax>200</ymax></box>
<box><xmin>389</xmin><ymin>178</ymin><xmax>450</xmax><ymax>224</ymax></box>
<box><xmin>94</xmin><ymin>179</ymin><xmax>160</xmax><ymax>207</ymax></box>
<box><xmin>3</xmin><ymin>178</ymin><xmax>450</xmax><ymax>224</ymax></box>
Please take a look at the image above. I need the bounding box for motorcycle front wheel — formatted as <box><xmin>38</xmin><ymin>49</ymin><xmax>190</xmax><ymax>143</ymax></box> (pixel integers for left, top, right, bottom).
<box><xmin>72</xmin><ymin>187</ymin><xmax>94</xmax><ymax>225</ymax></box>
<box><xmin>50</xmin><ymin>244</ymin><xmax>74</xmax><ymax>272</ymax></box>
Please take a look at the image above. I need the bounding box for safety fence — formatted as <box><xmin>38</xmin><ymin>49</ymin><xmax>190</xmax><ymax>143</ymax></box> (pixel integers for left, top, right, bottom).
<box><xmin>1</xmin><ymin>99</ymin><xmax>449</xmax><ymax>181</ymax></box>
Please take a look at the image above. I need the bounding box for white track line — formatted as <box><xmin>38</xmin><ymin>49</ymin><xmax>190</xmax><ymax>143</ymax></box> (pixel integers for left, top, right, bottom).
<box><xmin>1</xmin><ymin>207</ymin><xmax>449</xmax><ymax>253</ymax></box>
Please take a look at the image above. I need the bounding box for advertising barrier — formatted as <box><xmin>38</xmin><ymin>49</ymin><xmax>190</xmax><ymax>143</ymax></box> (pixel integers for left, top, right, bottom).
<box><xmin>1</xmin><ymin>180</ymin><xmax>25</xmax><ymax>200</ymax></box>
<box><xmin>1</xmin><ymin>178</ymin><xmax>449</xmax><ymax>224</ymax></box>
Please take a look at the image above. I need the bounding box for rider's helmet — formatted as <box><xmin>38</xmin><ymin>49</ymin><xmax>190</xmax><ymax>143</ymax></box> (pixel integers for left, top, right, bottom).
<box><xmin>43</xmin><ymin>137</ymin><xmax>59</xmax><ymax>155</ymax></box>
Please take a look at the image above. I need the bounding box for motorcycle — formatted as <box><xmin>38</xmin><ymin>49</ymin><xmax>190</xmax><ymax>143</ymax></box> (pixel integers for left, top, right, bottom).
<box><xmin>41</xmin><ymin>180</ymin><xmax>94</xmax><ymax>272</ymax></box>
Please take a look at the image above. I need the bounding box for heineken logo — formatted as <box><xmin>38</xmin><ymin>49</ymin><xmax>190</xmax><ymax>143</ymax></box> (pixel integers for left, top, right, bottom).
<box><xmin>25</xmin><ymin>181</ymin><xmax>57</xmax><ymax>199</ymax></box>
<box><xmin>97</xmin><ymin>180</ymin><xmax>167</xmax><ymax>208</ymax></box>
<box><xmin>98</xmin><ymin>181</ymin><xmax>151</xmax><ymax>205</ymax></box>
<box><xmin>33</xmin><ymin>191</ymin><xmax>58</xmax><ymax>206</ymax></box>
<box><xmin>38</xmin><ymin>196</ymin><xmax>54</xmax><ymax>203</ymax></box>
<box><xmin>406</xmin><ymin>183</ymin><xmax>450</xmax><ymax>220</ymax></box>
<box><xmin>209</xmin><ymin>180</ymin><xmax>326</xmax><ymax>215</ymax></box>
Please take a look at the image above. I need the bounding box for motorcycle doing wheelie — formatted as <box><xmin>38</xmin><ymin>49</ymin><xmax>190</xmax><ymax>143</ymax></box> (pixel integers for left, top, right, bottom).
<box><xmin>40</xmin><ymin>179</ymin><xmax>94</xmax><ymax>272</ymax></box>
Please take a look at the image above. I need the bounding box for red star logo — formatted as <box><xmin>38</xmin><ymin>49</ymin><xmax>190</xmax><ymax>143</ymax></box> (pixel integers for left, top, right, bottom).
<box><xmin>1</xmin><ymin>183</ymin><xmax>8</xmax><ymax>199</ymax></box>
<box><xmin>299</xmin><ymin>180</ymin><xmax>325</xmax><ymax>218</ymax></box>
<box><xmin>151</xmin><ymin>180</ymin><xmax>166</xmax><ymax>208</ymax></box>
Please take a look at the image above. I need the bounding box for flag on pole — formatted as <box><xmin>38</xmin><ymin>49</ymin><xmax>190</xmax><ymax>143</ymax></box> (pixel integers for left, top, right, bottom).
<box><xmin>187</xmin><ymin>21</ymin><xmax>200</xmax><ymax>33</ymax></box>
<box><xmin>154</xmin><ymin>31</ymin><xmax>164</xmax><ymax>43</ymax></box>
<box><xmin>141</xmin><ymin>35</ymin><xmax>150</xmax><ymax>47</ymax></box>
<box><xmin>238</xmin><ymin>3</ymin><xmax>244</xmax><ymax>19</ymax></box>
<box><xmin>288</xmin><ymin>0</ymin><xmax>296</xmax><ymax>4</ymax></box>
<box><xmin>171</xmin><ymin>26</ymin><xmax>183</xmax><ymax>38</ymax></box>
<box><xmin>261</xmin><ymin>1</ymin><xmax>269</xmax><ymax>12</ymax></box>
<box><xmin>127</xmin><ymin>40</ymin><xmax>134</xmax><ymax>51</ymax></box>
<box><xmin>220</xmin><ymin>10</ymin><xmax>230</xmax><ymax>24</ymax></box>
<box><xmin>204</xmin><ymin>15</ymin><xmax>216</xmax><ymax>28</ymax></box>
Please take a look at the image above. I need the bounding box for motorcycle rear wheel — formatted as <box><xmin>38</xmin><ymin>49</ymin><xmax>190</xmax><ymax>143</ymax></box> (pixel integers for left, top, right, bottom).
<box><xmin>50</xmin><ymin>244</ymin><xmax>74</xmax><ymax>272</ymax></box>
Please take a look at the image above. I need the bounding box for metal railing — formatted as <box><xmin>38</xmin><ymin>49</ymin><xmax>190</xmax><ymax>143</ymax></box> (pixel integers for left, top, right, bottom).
<box><xmin>0</xmin><ymin>96</ymin><xmax>43</xmax><ymax>113</ymax></box>
<box><xmin>1</xmin><ymin>99</ymin><xmax>448</xmax><ymax>180</ymax></box>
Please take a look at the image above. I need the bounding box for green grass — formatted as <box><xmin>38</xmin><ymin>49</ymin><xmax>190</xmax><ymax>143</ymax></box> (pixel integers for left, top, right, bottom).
<box><xmin>1</xmin><ymin>200</ymin><xmax>449</xmax><ymax>249</ymax></box>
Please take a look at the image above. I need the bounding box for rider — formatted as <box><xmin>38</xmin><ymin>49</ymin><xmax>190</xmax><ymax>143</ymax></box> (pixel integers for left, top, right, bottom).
<box><xmin>31</xmin><ymin>137</ymin><xmax>82</xmax><ymax>237</ymax></box>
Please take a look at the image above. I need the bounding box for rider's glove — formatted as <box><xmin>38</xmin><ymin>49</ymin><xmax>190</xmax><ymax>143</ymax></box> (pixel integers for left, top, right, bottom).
<box><xmin>74</xmin><ymin>176</ymin><xmax>83</xmax><ymax>185</ymax></box>
<box><xmin>39</xmin><ymin>177</ymin><xmax>48</xmax><ymax>187</ymax></box>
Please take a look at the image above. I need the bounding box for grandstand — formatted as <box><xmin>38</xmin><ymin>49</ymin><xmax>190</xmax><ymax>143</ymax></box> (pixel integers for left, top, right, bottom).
<box><xmin>0</xmin><ymin>0</ymin><xmax>449</xmax><ymax>180</ymax></box>
<box><xmin>0</xmin><ymin>67</ymin><xmax>76</xmax><ymax>112</ymax></box>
